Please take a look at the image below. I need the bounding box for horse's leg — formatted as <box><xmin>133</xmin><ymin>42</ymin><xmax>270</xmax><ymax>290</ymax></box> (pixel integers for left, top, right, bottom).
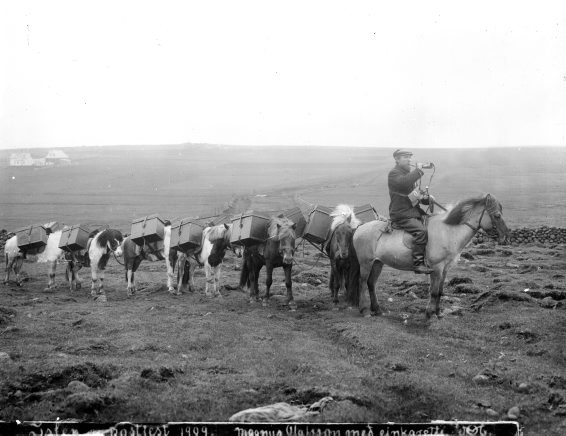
<box><xmin>176</xmin><ymin>254</ymin><xmax>188</xmax><ymax>293</ymax></box>
<box><xmin>358</xmin><ymin>261</ymin><xmax>373</xmax><ymax>317</ymax></box>
<box><xmin>45</xmin><ymin>260</ymin><xmax>57</xmax><ymax>291</ymax></box>
<box><xmin>189</xmin><ymin>261</ymin><xmax>197</xmax><ymax>293</ymax></box>
<box><xmin>126</xmin><ymin>269</ymin><xmax>134</xmax><ymax>297</ymax></box>
<box><xmin>96</xmin><ymin>268</ymin><xmax>107</xmax><ymax>301</ymax></box>
<box><xmin>425</xmin><ymin>270</ymin><xmax>443</xmax><ymax>319</ymax></box>
<box><xmin>262</xmin><ymin>262</ymin><xmax>273</xmax><ymax>306</ymax></box>
<box><xmin>284</xmin><ymin>264</ymin><xmax>296</xmax><ymax>311</ymax></box>
<box><xmin>238</xmin><ymin>255</ymin><xmax>249</xmax><ymax>292</ymax></box>
<box><xmin>73</xmin><ymin>264</ymin><xmax>83</xmax><ymax>290</ymax></box>
<box><xmin>204</xmin><ymin>263</ymin><xmax>213</xmax><ymax>296</ymax></box>
<box><xmin>165</xmin><ymin>255</ymin><xmax>176</xmax><ymax>294</ymax></box>
<box><xmin>213</xmin><ymin>264</ymin><xmax>222</xmax><ymax>297</ymax></box>
<box><xmin>13</xmin><ymin>257</ymin><xmax>24</xmax><ymax>287</ymax></box>
<box><xmin>329</xmin><ymin>262</ymin><xmax>339</xmax><ymax>308</ymax></box>
<box><xmin>90</xmin><ymin>266</ymin><xmax>99</xmax><ymax>297</ymax></box>
<box><xmin>367</xmin><ymin>261</ymin><xmax>384</xmax><ymax>315</ymax></box>
<box><xmin>435</xmin><ymin>266</ymin><xmax>450</xmax><ymax>317</ymax></box>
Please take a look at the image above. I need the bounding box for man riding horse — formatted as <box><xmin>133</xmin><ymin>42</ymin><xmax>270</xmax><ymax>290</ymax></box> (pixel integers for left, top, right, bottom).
<box><xmin>388</xmin><ymin>149</ymin><xmax>434</xmax><ymax>274</ymax></box>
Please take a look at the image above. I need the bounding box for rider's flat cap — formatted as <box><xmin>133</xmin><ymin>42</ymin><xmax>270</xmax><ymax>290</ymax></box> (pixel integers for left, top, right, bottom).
<box><xmin>393</xmin><ymin>149</ymin><xmax>413</xmax><ymax>158</ymax></box>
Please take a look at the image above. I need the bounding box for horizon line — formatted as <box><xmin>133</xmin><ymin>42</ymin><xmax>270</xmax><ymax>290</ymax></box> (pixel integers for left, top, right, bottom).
<box><xmin>1</xmin><ymin>143</ymin><xmax>565</xmax><ymax>151</ymax></box>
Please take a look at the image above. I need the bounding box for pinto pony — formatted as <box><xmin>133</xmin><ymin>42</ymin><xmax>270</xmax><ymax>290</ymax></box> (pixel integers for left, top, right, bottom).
<box><xmin>325</xmin><ymin>205</ymin><xmax>361</xmax><ymax>308</ymax></box>
<box><xmin>121</xmin><ymin>223</ymin><xmax>178</xmax><ymax>296</ymax></box>
<box><xmin>353</xmin><ymin>194</ymin><xmax>510</xmax><ymax>319</ymax></box>
<box><xmin>88</xmin><ymin>229</ymin><xmax>124</xmax><ymax>301</ymax></box>
<box><xmin>3</xmin><ymin>230</ymin><xmax>85</xmax><ymax>291</ymax></box>
<box><xmin>239</xmin><ymin>215</ymin><xmax>298</xmax><ymax>310</ymax></box>
<box><xmin>177</xmin><ymin>223</ymin><xmax>240</xmax><ymax>297</ymax></box>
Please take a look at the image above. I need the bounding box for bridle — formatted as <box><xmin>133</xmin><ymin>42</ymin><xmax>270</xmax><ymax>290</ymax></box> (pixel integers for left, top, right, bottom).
<box><xmin>463</xmin><ymin>195</ymin><xmax>501</xmax><ymax>238</ymax></box>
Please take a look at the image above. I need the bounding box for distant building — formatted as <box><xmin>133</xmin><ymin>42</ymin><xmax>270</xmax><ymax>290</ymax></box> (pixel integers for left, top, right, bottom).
<box><xmin>45</xmin><ymin>149</ymin><xmax>71</xmax><ymax>165</ymax></box>
<box><xmin>9</xmin><ymin>153</ymin><xmax>34</xmax><ymax>166</ymax></box>
<box><xmin>9</xmin><ymin>149</ymin><xmax>71</xmax><ymax>166</ymax></box>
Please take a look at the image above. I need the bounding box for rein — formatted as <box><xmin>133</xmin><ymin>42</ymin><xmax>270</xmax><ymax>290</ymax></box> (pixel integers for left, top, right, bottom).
<box><xmin>113</xmin><ymin>250</ymin><xmax>124</xmax><ymax>266</ymax></box>
<box><xmin>463</xmin><ymin>204</ymin><xmax>489</xmax><ymax>235</ymax></box>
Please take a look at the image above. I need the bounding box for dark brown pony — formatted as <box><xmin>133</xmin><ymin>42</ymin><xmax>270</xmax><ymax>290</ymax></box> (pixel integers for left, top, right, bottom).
<box><xmin>325</xmin><ymin>205</ymin><xmax>361</xmax><ymax>308</ymax></box>
<box><xmin>239</xmin><ymin>215</ymin><xmax>298</xmax><ymax>310</ymax></box>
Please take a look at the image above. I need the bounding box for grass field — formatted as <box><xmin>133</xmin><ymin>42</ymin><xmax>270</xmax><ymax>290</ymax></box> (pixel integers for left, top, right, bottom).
<box><xmin>1</xmin><ymin>145</ymin><xmax>566</xmax><ymax>231</ymax></box>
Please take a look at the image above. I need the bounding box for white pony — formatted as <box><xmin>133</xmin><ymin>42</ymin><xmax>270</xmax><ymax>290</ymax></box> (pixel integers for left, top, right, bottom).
<box><xmin>121</xmin><ymin>224</ymin><xmax>177</xmax><ymax>296</ymax></box>
<box><xmin>3</xmin><ymin>230</ymin><xmax>85</xmax><ymax>291</ymax></box>
<box><xmin>177</xmin><ymin>223</ymin><xmax>241</xmax><ymax>297</ymax></box>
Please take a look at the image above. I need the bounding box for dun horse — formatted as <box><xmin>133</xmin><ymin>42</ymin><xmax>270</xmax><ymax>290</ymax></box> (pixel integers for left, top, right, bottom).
<box><xmin>239</xmin><ymin>215</ymin><xmax>298</xmax><ymax>310</ymax></box>
<box><xmin>326</xmin><ymin>205</ymin><xmax>361</xmax><ymax>308</ymax></box>
<box><xmin>353</xmin><ymin>194</ymin><xmax>510</xmax><ymax>319</ymax></box>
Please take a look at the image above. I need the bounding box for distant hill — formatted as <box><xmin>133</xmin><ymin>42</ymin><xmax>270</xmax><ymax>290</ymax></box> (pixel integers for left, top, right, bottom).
<box><xmin>0</xmin><ymin>144</ymin><xmax>565</xmax><ymax>231</ymax></box>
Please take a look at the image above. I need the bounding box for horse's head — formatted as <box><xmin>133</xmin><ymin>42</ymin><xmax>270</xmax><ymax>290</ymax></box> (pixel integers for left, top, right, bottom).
<box><xmin>480</xmin><ymin>194</ymin><xmax>510</xmax><ymax>244</ymax></box>
<box><xmin>104</xmin><ymin>229</ymin><xmax>124</xmax><ymax>257</ymax></box>
<box><xmin>329</xmin><ymin>205</ymin><xmax>361</xmax><ymax>259</ymax></box>
<box><xmin>269</xmin><ymin>216</ymin><xmax>297</xmax><ymax>265</ymax></box>
<box><xmin>207</xmin><ymin>223</ymin><xmax>238</xmax><ymax>266</ymax></box>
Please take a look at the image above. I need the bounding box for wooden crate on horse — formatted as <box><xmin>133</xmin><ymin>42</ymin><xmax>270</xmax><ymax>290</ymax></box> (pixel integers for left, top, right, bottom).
<box><xmin>170</xmin><ymin>218</ymin><xmax>205</xmax><ymax>253</ymax></box>
<box><xmin>58</xmin><ymin>225</ymin><xmax>90</xmax><ymax>252</ymax></box>
<box><xmin>303</xmin><ymin>205</ymin><xmax>332</xmax><ymax>244</ymax></box>
<box><xmin>354</xmin><ymin>204</ymin><xmax>379</xmax><ymax>225</ymax></box>
<box><xmin>131</xmin><ymin>214</ymin><xmax>166</xmax><ymax>246</ymax></box>
<box><xmin>230</xmin><ymin>211</ymin><xmax>270</xmax><ymax>246</ymax></box>
<box><xmin>284</xmin><ymin>207</ymin><xmax>307</xmax><ymax>238</ymax></box>
<box><xmin>16</xmin><ymin>224</ymin><xmax>48</xmax><ymax>255</ymax></box>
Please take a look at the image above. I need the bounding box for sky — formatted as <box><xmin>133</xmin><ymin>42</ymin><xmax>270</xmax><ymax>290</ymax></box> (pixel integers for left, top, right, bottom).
<box><xmin>1</xmin><ymin>1</ymin><xmax>566</xmax><ymax>150</ymax></box>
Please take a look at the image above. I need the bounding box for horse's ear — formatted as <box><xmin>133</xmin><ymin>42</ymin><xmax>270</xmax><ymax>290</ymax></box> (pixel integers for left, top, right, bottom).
<box><xmin>292</xmin><ymin>223</ymin><xmax>297</xmax><ymax>230</ymax></box>
<box><xmin>224</xmin><ymin>223</ymin><xmax>229</xmax><ymax>230</ymax></box>
<box><xmin>277</xmin><ymin>223</ymin><xmax>281</xmax><ymax>230</ymax></box>
<box><xmin>346</xmin><ymin>215</ymin><xmax>352</xmax><ymax>223</ymax></box>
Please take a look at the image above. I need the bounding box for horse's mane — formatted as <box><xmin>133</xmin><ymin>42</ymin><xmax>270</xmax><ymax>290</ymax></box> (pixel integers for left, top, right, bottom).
<box><xmin>96</xmin><ymin>229</ymin><xmax>123</xmax><ymax>247</ymax></box>
<box><xmin>443</xmin><ymin>195</ymin><xmax>488</xmax><ymax>226</ymax></box>
<box><xmin>205</xmin><ymin>223</ymin><xmax>231</xmax><ymax>243</ymax></box>
<box><xmin>268</xmin><ymin>215</ymin><xmax>296</xmax><ymax>240</ymax></box>
<box><xmin>330</xmin><ymin>204</ymin><xmax>361</xmax><ymax>231</ymax></box>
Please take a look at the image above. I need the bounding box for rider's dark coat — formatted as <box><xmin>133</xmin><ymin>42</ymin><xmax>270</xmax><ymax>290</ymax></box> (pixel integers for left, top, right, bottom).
<box><xmin>388</xmin><ymin>165</ymin><xmax>428</xmax><ymax>221</ymax></box>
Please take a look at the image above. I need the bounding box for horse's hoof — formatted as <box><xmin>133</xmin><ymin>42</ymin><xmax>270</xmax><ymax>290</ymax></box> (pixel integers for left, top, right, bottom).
<box><xmin>288</xmin><ymin>301</ymin><xmax>297</xmax><ymax>311</ymax></box>
<box><xmin>76</xmin><ymin>283</ymin><xmax>82</xmax><ymax>290</ymax></box>
<box><xmin>360</xmin><ymin>308</ymin><xmax>372</xmax><ymax>318</ymax></box>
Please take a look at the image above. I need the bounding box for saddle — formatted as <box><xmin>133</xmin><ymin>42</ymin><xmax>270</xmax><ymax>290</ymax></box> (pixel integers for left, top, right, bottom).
<box><xmin>384</xmin><ymin>216</ymin><xmax>430</xmax><ymax>250</ymax></box>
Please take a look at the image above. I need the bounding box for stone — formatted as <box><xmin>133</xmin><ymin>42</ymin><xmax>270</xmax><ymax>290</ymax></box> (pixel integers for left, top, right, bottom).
<box><xmin>473</xmin><ymin>374</ymin><xmax>490</xmax><ymax>384</ymax></box>
<box><xmin>486</xmin><ymin>409</ymin><xmax>499</xmax><ymax>417</ymax></box>
<box><xmin>517</xmin><ymin>382</ymin><xmax>530</xmax><ymax>393</ymax></box>
<box><xmin>67</xmin><ymin>380</ymin><xmax>90</xmax><ymax>392</ymax></box>
<box><xmin>507</xmin><ymin>406</ymin><xmax>520</xmax><ymax>419</ymax></box>
<box><xmin>0</xmin><ymin>352</ymin><xmax>11</xmax><ymax>360</ymax></box>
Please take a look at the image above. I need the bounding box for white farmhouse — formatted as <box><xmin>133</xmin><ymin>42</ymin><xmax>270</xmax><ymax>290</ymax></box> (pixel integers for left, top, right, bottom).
<box><xmin>9</xmin><ymin>153</ymin><xmax>34</xmax><ymax>166</ymax></box>
<box><xmin>45</xmin><ymin>149</ymin><xmax>71</xmax><ymax>165</ymax></box>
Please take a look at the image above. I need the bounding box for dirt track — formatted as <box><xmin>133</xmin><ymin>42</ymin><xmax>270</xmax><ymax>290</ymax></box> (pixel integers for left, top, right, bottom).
<box><xmin>1</xmin><ymin>235</ymin><xmax>565</xmax><ymax>435</ymax></box>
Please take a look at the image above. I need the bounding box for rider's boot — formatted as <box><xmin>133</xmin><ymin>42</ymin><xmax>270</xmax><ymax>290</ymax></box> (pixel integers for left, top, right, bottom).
<box><xmin>412</xmin><ymin>244</ymin><xmax>433</xmax><ymax>274</ymax></box>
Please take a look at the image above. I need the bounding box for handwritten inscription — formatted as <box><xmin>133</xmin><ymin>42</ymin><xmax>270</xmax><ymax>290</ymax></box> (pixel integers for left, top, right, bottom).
<box><xmin>22</xmin><ymin>422</ymin><xmax>517</xmax><ymax>436</ymax></box>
